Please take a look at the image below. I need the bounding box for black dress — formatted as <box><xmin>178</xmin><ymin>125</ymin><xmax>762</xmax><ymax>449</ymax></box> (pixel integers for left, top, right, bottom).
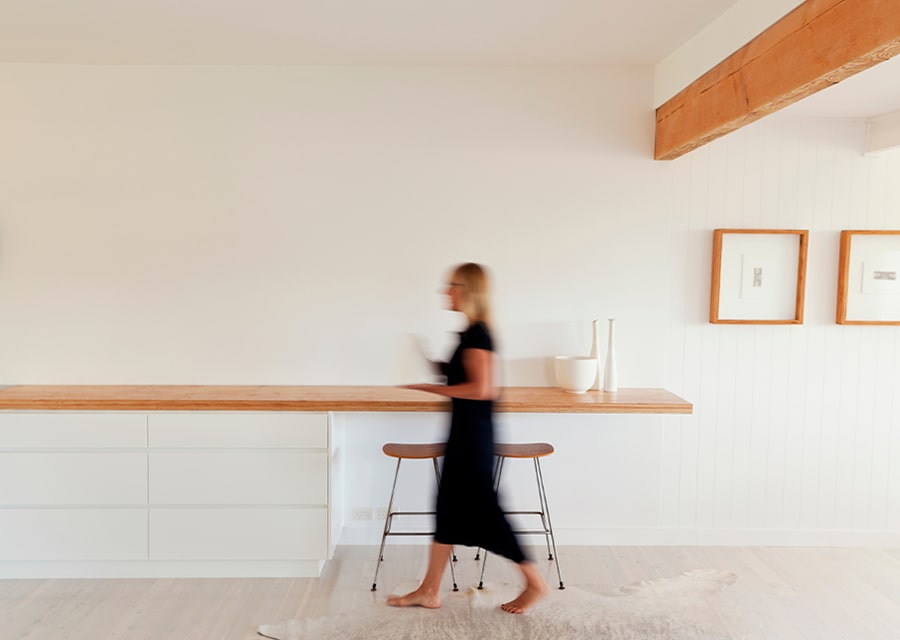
<box><xmin>434</xmin><ymin>322</ymin><xmax>527</xmax><ymax>564</ymax></box>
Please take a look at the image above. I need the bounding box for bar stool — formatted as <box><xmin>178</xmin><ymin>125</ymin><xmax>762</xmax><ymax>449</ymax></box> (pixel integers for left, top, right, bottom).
<box><xmin>371</xmin><ymin>442</ymin><xmax>458</xmax><ymax>592</ymax></box>
<box><xmin>476</xmin><ymin>442</ymin><xmax>564</xmax><ymax>590</ymax></box>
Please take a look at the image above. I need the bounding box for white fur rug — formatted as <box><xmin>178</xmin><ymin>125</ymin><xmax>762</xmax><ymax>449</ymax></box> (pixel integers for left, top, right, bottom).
<box><xmin>258</xmin><ymin>570</ymin><xmax>742</xmax><ymax>640</ymax></box>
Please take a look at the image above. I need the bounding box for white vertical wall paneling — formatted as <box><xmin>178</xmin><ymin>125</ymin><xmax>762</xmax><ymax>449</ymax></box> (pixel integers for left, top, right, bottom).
<box><xmin>888</xmin><ymin>164</ymin><xmax>900</xmax><ymax>533</ymax></box>
<box><xmin>867</xmin><ymin>153</ymin><xmax>888</xmax><ymax>227</ymax></box>
<box><xmin>780</xmin><ymin>121</ymin><xmax>816</xmax><ymax>533</ymax></box>
<box><xmin>781</xmin><ymin>323</ymin><xmax>807</xmax><ymax>532</ymax></box>
<box><xmin>816</xmin><ymin>329</ymin><xmax>843</xmax><ymax>530</ymax></box>
<box><xmin>813</xmin><ymin>326</ymin><xmax>855</xmax><ymax>529</ymax></box>
<box><xmin>860</xmin><ymin>140</ymin><xmax>897</xmax><ymax>535</ymax></box>
<box><xmin>711</xmin><ymin>327</ymin><xmax>738</xmax><ymax>530</ymax></box>
<box><xmin>747</xmin><ymin>326</ymin><xmax>774</xmax><ymax>528</ymax></box>
<box><xmin>834</xmin><ymin>325</ymin><xmax>860</xmax><ymax>530</ymax></box>
<box><xmin>889</xmin><ymin>333</ymin><xmax>900</xmax><ymax>532</ymax></box>
<box><xmin>671</xmin><ymin>115</ymin><xmax>900</xmax><ymax>543</ymax></box>
<box><xmin>659</xmin><ymin>159</ymin><xmax>689</xmax><ymax>530</ymax></box>
<box><xmin>686</xmin><ymin>146</ymin><xmax>713</xmax><ymax>533</ymax></box>
<box><xmin>852</xmin><ymin>328</ymin><xmax>878</xmax><ymax>530</ymax></box>
<box><xmin>867</xmin><ymin>328</ymin><xmax>892</xmax><ymax>530</ymax></box>
<box><xmin>801</xmin><ymin>325</ymin><xmax>829</xmax><ymax>530</ymax></box>
<box><xmin>765</xmin><ymin>327</ymin><xmax>791</xmax><ymax>528</ymax></box>
<box><xmin>713</xmin><ymin>133</ymin><xmax>737</xmax><ymax>531</ymax></box>
<box><xmin>672</xmin><ymin>150</ymin><xmax>697</xmax><ymax>531</ymax></box>
<box><xmin>726</xmin><ymin>327</ymin><xmax>751</xmax><ymax>529</ymax></box>
<box><xmin>753</xmin><ymin>127</ymin><xmax>794</xmax><ymax>532</ymax></box>
<box><xmin>825</xmin><ymin>137</ymin><xmax>854</xmax><ymax>534</ymax></box>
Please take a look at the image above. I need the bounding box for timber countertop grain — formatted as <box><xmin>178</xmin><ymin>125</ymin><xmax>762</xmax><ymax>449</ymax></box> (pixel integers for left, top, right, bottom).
<box><xmin>0</xmin><ymin>385</ymin><xmax>691</xmax><ymax>414</ymax></box>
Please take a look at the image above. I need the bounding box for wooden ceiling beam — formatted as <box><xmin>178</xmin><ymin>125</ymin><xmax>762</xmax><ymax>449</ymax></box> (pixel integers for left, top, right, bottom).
<box><xmin>655</xmin><ymin>0</ymin><xmax>900</xmax><ymax>161</ymax></box>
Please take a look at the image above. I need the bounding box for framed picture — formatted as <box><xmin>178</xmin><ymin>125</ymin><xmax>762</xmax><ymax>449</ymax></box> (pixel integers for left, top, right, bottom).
<box><xmin>836</xmin><ymin>230</ymin><xmax>900</xmax><ymax>325</ymax></box>
<box><xmin>710</xmin><ymin>229</ymin><xmax>809</xmax><ymax>324</ymax></box>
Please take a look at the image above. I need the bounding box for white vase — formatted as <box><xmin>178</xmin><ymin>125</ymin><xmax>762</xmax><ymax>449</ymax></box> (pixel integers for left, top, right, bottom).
<box><xmin>591</xmin><ymin>320</ymin><xmax>603</xmax><ymax>391</ymax></box>
<box><xmin>603</xmin><ymin>318</ymin><xmax>618</xmax><ymax>393</ymax></box>
<box><xmin>589</xmin><ymin>319</ymin><xmax>601</xmax><ymax>390</ymax></box>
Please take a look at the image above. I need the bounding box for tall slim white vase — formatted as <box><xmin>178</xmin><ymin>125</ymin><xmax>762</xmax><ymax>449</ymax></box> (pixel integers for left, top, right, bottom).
<box><xmin>603</xmin><ymin>318</ymin><xmax>618</xmax><ymax>393</ymax></box>
<box><xmin>589</xmin><ymin>319</ymin><xmax>601</xmax><ymax>390</ymax></box>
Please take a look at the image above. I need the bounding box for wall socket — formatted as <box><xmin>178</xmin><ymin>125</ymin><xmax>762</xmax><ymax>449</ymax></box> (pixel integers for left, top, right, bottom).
<box><xmin>375</xmin><ymin>507</ymin><xmax>388</xmax><ymax>521</ymax></box>
<box><xmin>351</xmin><ymin>507</ymin><xmax>373</xmax><ymax>521</ymax></box>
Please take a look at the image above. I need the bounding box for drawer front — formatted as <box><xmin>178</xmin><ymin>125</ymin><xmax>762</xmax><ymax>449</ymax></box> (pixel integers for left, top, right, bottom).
<box><xmin>0</xmin><ymin>453</ymin><xmax>148</xmax><ymax>505</ymax></box>
<box><xmin>149</xmin><ymin>451</ymin><xmax>327</xmax><ymax>505</ymax></box>
<box><xmin>148</xmin><ymin>412</ymin><xmax>328</xmax><ymax>448</ymax></box>
<box><xmin>0</xmin><ymin>509</ymin><xmax>148</xmax><ymax>560</ymax></box>
<box><xmin>0</xmin><ymin>413</ymin><xmax>146</xmax><ymax>449</ymax></box>
<box><xmin>150</xmin><ymin>508</ymin><xmax>327</xmax><ymax>560</ymax></box>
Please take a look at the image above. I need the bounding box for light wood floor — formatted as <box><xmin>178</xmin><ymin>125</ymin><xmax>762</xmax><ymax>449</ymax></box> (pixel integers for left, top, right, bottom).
<box><xmin>2</xmin><ymin>546</ymin><xmax>900</xmax><ymax>639</ymax></box>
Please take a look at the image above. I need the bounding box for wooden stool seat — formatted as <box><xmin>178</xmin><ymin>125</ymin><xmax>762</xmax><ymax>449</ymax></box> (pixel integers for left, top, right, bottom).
<box><xmin>494</xmin><ymin>442</ymin><xmax>554</xmax><ymax>458</ymax></box>
<box><xmin>382</xmin><ymin>442</ymin><xmax>446</xmax><ymax>459</ymax></box>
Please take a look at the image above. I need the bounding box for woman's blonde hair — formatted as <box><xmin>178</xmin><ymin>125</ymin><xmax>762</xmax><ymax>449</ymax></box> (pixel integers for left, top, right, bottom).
<box><xmin>452</xmin><ymin>262</ymin><xmax>492</xmax><ymax>329</ymax></box>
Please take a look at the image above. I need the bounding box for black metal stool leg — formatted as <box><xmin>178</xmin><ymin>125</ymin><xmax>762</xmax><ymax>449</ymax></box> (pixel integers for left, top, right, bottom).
<box><xmin>372</xmin><ymin>458</ymin><xmax>403</xmax><ymax>591</ymax></box>
<box><xmin>535</xmin><ymin>458</ymin><xmax>564</xmax><ymax>589</ymax></box>
<box><xmin>534</xmin><ymin>458</ymin><xmax>553</xmax><ymax>561</ymax></box>
<box><xmin>477</xmin><ymin>550</ymin><xmax>489</xmax><ymax>589</ymax></box>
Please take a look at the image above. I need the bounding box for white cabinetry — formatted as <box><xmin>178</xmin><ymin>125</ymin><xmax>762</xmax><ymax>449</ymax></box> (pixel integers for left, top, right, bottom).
<box><xmin>0</xmin><ymin>411</ymin><xmax>334</xmax><ymax>578</ymax></box>
<box><xmin>148</xmin><ymin>451</ymin><xmax>327</xmax><ymax>505</ymax></box>
<box><xmin>0</xmin><ymin>413</ymin><xmax>148</xmax><ymax>564</ymax></box>
<box><xmin>146</xmin><ymin>412</ymin><xmax>330</xmax><ymax>567</ymax></box>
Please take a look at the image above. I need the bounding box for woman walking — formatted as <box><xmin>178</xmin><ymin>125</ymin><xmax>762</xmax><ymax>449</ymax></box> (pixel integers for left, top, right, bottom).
<box><xmin>387</xmin><ymin>263</ymin><xmax>548</xmax><ymax>614</ymax></box>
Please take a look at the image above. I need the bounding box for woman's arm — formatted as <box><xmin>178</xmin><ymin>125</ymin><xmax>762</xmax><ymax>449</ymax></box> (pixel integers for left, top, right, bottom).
<box><xmin>403</xmin><ymin>348</ymin><xmax>496</xmax><ymax>400</ymax></box>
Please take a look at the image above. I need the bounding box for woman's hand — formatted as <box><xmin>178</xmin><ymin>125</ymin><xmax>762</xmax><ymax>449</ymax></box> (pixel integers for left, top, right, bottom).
<box><xmin>398</xmin><ymin>349</ymin><xmax>496</xmax><ymax>401</ymax></box>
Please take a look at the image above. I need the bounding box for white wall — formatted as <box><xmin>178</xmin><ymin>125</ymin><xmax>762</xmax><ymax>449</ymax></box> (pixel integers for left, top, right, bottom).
<box><xmin>0</xmin><ymin>64</ymin><xmax>666</xmax><ymax>386</ymax></box>
<box><xmin>2</xmin><ymin>64</ymin><xmax>899</xmax><ymax>545</ymax></box>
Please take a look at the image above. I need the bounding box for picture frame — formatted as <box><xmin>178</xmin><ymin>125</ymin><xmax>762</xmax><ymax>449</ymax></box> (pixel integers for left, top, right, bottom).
<box><xmin>836</xmin><ymin>230</ymin><xmax>900</xmax><ymax>325</ymax></box>
<box><xmin>710</xmin><ymin>229</ymin><xmax>809</xmax><ymax>324</ymax></box>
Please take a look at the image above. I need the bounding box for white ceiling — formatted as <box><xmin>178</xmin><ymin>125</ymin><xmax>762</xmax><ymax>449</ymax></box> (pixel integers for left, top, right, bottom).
<box><xmin>0</xmin><ymin>0</ymin><xmax>740</xmax><ymax>65</ymax></box>
<box><xmin>0</xmin><ymin>0</ymin><xmax>896</xmax><ymax>119</ymax></box>
<box><xmin>776</xmin><ymin>54</ymin><xmax>900</xmax><ymax>120</ymax></box>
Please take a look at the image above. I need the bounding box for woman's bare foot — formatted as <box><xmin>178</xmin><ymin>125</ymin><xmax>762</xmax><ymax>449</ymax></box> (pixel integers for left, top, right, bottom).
<box><xmin>386</xmin><ymin>587</ymin><xmax>441</xmax><ymax>609</ymax></box>
<box><xmin>500</xmin><ymin>582</ymin><xmax>549</xmax><ymax>614</ymax></box>
<box><xmin>501</xmin><ymin>562</ymin><xmax>550</xmax><ymax>613</ymax></box>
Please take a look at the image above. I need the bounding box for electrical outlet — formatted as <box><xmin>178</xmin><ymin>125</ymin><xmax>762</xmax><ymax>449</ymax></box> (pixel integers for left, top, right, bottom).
<box><xmin>351</xmin><ymin>507</ymin><xmax>373</xmax><ymax>521</ymax></box>
<box><xmin>375</xmin><ymin>507</ymin><xmax>388</xmax><ymax>521</ymax></box>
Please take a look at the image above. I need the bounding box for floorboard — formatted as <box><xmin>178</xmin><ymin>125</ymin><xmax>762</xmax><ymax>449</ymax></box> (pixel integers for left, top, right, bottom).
<box><xmin>2</xmin><ymin>546</ymin><xmax>900</xmax><ymax>639</ymax></box>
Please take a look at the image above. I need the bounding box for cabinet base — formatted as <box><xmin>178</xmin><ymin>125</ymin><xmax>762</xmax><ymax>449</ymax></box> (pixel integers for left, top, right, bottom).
<box><xmin>0</xmin><ymin>559</ymin><xmax>326</xmax><ymax>579</ymax></box>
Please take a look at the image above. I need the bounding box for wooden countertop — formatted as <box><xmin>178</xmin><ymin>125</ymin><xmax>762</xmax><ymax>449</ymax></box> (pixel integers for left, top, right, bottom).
<box><xmin>0</xmin><ymin>385</ymin><xmax>691</xmax><ymax>414</ymax></box>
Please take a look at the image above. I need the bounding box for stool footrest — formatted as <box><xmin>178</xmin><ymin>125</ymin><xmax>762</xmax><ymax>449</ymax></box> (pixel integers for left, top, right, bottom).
<box><xmin>509</xmin><ymin>529</ymin><xmax>552</xmax><ymax>535</ymax></box>
<box><xmin>384</xmin><ymin>531</ymin><xmax>437</xmax><ymax>536</ymax></box>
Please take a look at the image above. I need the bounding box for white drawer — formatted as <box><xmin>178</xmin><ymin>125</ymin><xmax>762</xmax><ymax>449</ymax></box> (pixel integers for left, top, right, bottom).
<box><xmin>0</xmin><ymin>453</ymin><xmax>148</xmax><ymax>505</ymax></box>
<box><xmin>150</xmin><ymin>508</ymin><xmax>327</xmax><ymax>560</ymax></box>
<box><xmin>149</xmin><ymin>451</ymin><xmax>327</xmax><ymax>505</ymax></box>
<box><xmin>0</xmin><ymin>509</ymin><xmax>148</xmax><ymax>560</ymax></box>
<box><xmin>148</xmin><ymin>412</ymin><xmax>328</xmax><ymax>448</ymax></box>
<box><xmin>0</xmin><ymin>413</ymin><xmax>146</xmax><ymax>449</ymax></box>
